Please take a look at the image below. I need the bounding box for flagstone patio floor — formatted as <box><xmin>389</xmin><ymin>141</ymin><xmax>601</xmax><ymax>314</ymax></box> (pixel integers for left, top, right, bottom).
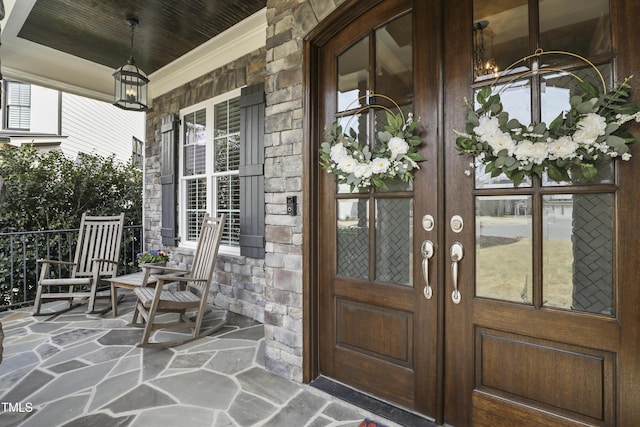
<box><xmin>0</xmin><ymin>297</ymin><xmax>400</xmax><ymax>427</ymax></box>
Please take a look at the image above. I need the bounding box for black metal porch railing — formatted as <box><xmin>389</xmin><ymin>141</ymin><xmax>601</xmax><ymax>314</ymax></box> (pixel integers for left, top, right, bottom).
<box><xmin>0</xmin><ymin>225</ymin><xmax>143</xmax><ymax>310</ymax></box>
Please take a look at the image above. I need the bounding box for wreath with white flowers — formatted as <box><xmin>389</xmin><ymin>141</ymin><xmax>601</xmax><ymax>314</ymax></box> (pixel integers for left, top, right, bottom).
<box><xmin>455</xmin><ymin>76</ymin><xmax>640</xmax><ymax>187</ymax></box>
<box><xmin>320</xmin><ymin>104</ymin><xmax>425</xmax><ymax>191</ymax></box>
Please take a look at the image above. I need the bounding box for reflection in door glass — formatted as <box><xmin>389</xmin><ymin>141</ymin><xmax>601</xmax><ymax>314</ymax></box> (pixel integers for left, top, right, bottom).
<box><xmin>474</xmin><ymin>80</ymin><xmax>532</xmax><ymax>189</ymax></box>
<box><xmin>375</xmin><ymin>12</ymin><xmax>413</xmax><ymax>100</ymax></box>
<box><xmin>543</xmin><ymin>194</ymin><xmax>614</xmax><ymax>315</ymax></box>
<box><xmin>476</xmin><ymin>196</ymin><xmax>532</xmax><ymax>303</ymax></box>
<box><xmin>539</xmin><ymin>0</ymin><xmax>610</xmax><ymax>58</ymax></box>
<box><xmin>540</xmin><ymin>65</ymin><xmax>614</xmax><ymax>185</ymax></box>
<box><xmin>338</xmin><ymin>36</ymin><xmax>369</xmax><ymax>112</ymax></box>
<box><xmin>473</xmin><ymin>0</ymin><xmax>528</xmax><ymax>80</ymax></box>
<box><xmin>337</xmin><ymin>199</ymin><xmax>369</xmax><ymax>279</ymax></box>
<box><xmin>375</xmin><ymin>198</ymin><xmax>412</xmax><ymax>286</ymax></box>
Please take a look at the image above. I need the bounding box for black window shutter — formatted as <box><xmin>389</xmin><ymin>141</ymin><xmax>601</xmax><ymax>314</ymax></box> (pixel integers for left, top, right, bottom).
<box><xmin>161</xmin><ymin>114</ymin><xmax>179</xmax><ymax>246</ymax></box>
<box><xmin>239</xmin><ymin>83</ymin><xmax>265</xmax><ymax>258</ymax></box>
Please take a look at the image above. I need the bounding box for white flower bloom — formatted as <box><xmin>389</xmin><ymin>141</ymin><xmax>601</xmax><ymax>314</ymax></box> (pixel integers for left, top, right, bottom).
<box><xmin>337</xmin><ymin>156</ymin><xmax>358</xmax><ymax>174</ymax></box>
<box><xmin>514</xmin><ymin>140</ymin><xmax>548</xmax><ymax>165</ymax></box>
<box><xmin>488</xmin><ymin>133</ymin><xmax>516</xmax><ymax>156</ymax></box>
<box><xmin>622</xmin><ymin>153</ymin><xmax>632</xmax><ymax>161</ymax></box>
<box><xmin>547</xmin><ymin>136</ymin><xmax>578</xmax><ymax>160</ymax></box>
<box><xmin>473</xmin><ymin>116</ymin><xmax>502</xmax><ymax>139</ymax></box>
<box><xmin>574</xmin><ymin>113</ymin><xmax>606</xmax><ymax>145</ymax></box>
<box><xmin>354</xmin><ymin>163</ymin><xmax>373</xmax><ymax>179</ymax></box>
<box><xmin>371</xmin><ymin>157</ymin><xmax>391</xmax><ymax>174</ymax></box>
<box><xmin>388</xmin><ymin>137</ymin><xmax>410</xmax><ymax>159</ymax></box>
<box><xmin>406</xmin><ymin>112</ymin><xmax>414</xmax><ymax>125</ymax></box>
<box><xmin>330</xmin><ymin>143</ymin><xmax>348</xmax><ymax>163</ymax></box>
<box><xmin>405</xmin><ymin>157</ymin><xmax>419</xmax><ymax>169</ymax></box>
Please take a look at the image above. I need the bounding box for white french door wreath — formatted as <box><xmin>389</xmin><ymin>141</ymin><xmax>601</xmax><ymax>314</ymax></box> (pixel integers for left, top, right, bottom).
<box><xmin>455</xmin><ymin>51</ymin><xmax>640</xmax><ymax>187</ymax></box>
<box><xmin>320</xmin><ymin>94</ymin><xmax>425</xmax><ymax>191</ymax></box>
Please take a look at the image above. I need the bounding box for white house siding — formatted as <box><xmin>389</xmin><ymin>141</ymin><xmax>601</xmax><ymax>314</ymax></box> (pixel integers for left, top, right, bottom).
<box><xmin>29</xmin><ymin>85</ymin><xmax>59</xmax><ymax>134</ymax></box>
<box><xmin>61</xmin><ymin>92</ymin><xmax>145</xmax><ymax>163</ymax></box>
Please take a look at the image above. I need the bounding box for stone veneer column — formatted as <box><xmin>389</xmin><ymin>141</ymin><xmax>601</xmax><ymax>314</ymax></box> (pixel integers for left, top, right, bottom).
<box><xmin>263</xmin><ymin>0</ymin><xmax>345</xmax><ymax>381</ymax></box>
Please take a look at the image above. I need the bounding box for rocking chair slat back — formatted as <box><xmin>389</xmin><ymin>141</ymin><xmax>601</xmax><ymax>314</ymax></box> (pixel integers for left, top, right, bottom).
<box><xmin>74</xmin><ymin>214</ymin><xmax>125</xmax><ymax>278</ymax></box>
<box><xmin>187</xmin><ymin>214</ymin><xmax>225</xmax><ymax>294</ymax></box>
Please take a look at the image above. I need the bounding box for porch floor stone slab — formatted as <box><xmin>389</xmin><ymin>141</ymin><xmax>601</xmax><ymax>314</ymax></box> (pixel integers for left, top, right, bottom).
<box><xmin>0</xmin><ymin>303</ymin><xmax>403</xmax><ymax>427</ymax></box>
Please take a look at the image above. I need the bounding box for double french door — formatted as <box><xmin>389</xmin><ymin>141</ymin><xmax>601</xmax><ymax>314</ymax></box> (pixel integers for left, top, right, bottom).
<box><xmin>310</xmin><ymin>0</ymin><xmax>640</xmax><ymax>425</ymax></box>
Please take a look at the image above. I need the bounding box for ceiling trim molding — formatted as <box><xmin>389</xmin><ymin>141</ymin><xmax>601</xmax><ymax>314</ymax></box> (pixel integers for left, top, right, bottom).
<box><xmin>149</xmin><ymin>8</ymin><xmax>267</xmax><ymax>99</ymax></box>
<box><xmin>3</xmin><ymin>65</ymin><xmax>114</xmax><ymax>103</ymax></box>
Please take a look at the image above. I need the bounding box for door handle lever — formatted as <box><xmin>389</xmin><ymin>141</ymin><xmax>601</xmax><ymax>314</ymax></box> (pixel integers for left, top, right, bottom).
<box><xmin>421</xmin><ymin>240</ymin><xmax>434</xmax><ymax>299</ymax></box>
<box><xmin>450</xmin><ymin>242</ymin><xmax>464</xmax><ymax>304</ymax></box>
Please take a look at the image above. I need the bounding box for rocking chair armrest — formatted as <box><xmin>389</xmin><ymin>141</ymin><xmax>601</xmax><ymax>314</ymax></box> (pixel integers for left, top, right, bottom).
<box><xmin>139</xmin><ymin>264</ymin><xmax>190</xmax><ymax>274</ymax></box>
<box><xmin>37</xmin><ymin>259</ymin><xmax>76</xmax><ymax>266</ymax></box>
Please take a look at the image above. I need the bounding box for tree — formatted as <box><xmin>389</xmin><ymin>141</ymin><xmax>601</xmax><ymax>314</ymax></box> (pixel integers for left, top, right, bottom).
<box><xmin>0</xmin><ymin>144</ymin><xmax>143</xmax><ymax>307</ymax></box>
<box><xmin>0</xmin><ymin>144</ymin><xmax>142</xmax><ymax>230</ymax></box>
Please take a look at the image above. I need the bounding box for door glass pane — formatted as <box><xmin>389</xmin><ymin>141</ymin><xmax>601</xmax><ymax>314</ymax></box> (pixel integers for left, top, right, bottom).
<box><xmin>337</xmin><ymin>113</ymin><xmax>369</xmax><ymax>194</ymax></box>
<box><xmin>337</xmin><ymin>199</ymin><xmax>369</xmax><ymax>279</ymax></box>
<box><xmin>473</xmin><ymin>0</ymin><xmax>528</xmax><ymax>80</ymax></box>
<box><xmin>374</xmin><ymin>107</ymin><xmax>413</xmax><ymax>192</ymax></box>
<box><xmin>543</xmin><ymin>194</ymin><xmax>614</xmax><ymax>315</ymax></box>
<box><xmin>474</xmin><ymin>80</ymin><xmax>532</xmax><ymax>189</ymax></box>
<box><xmin>338</xmin><ymin>36</ymin><xmax>369</xmax><ymax>112</ymax></box>
<box><xmin>539</xmin><ymin>0</ymin><xmax>610</xmax><ymax>58</ymax></box>
<box><xmin>375</xmin><ymin>12</ymin><xmax>413</xmax><ymax>99</ymax></box>
<box><xmin>476</xmin><ymin>196</ymin><xmax>532</xmax><ymax>303</ymax></box>
<box><xmin>375</xmin><ymin>198</ymin><xmax>412</xmax><ymax>286</ymax></box>
<box><xmin>541</xmin><ymin>64</ymin><xmax>614</xmax><ymax>186</ymax></box>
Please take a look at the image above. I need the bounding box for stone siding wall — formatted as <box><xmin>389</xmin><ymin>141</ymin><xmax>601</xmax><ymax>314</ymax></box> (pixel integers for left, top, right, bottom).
<box><xmin>262</xmin><ymin>0</ymin><xmax>345</xmax><ymax>381</ymax></box>
<box><xmin>144</xmin><ymin>47</ymin><xmax>267</xmax><ymax>323</ymax></box>
<box><xmin>143</xmin><ymin>0</ymin><xmax>348</xmax><ymax>384</ymax></box>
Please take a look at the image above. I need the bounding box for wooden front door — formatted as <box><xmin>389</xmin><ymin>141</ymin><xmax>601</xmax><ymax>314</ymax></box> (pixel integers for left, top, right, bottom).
<box><xmin>315</xmin><ymin>0</ymin><xmax>441</xmax><ymax>418</ymax></box>
<box><xmin>310</xmin><ymin>0</ymin><xmax>640</xmax><ymax>425</ymax></box>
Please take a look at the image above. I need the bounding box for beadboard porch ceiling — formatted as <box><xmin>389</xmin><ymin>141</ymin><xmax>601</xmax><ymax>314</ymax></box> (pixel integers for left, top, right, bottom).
<box><xmin>0</xmin><ymin>0</ymin><xmax>267</xmax><ymax>103</ymax></box>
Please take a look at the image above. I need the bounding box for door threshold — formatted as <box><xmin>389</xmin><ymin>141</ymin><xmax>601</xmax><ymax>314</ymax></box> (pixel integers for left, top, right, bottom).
<box><xmin>310</xmin><ymin>376</ymin><xmax>437</xmax><ymax>427</ymax></box>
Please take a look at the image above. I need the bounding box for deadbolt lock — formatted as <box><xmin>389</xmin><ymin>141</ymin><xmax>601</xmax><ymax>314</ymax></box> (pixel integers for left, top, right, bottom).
<box><xmin>450</xmin><ymin>215</ymin><xmax>464</xmax><ymax>233</ymax></box>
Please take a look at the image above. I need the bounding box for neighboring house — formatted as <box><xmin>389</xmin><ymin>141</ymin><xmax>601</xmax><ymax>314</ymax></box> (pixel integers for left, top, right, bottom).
<box><xmin>0</xmin><ymin>79</ymin><xmax>145</xmax><ymax>162</ymax></box>
<box><xmin>4</xmin><ymin>1</ymin><xmax>640</xmax><ymax>426</ymax></box>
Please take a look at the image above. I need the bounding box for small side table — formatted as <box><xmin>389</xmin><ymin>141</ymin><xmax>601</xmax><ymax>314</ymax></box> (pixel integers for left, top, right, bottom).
<box><xmin>106</xmin><ymin>271</ymin><xmax>157</xmax><ymax>317</ymax></box>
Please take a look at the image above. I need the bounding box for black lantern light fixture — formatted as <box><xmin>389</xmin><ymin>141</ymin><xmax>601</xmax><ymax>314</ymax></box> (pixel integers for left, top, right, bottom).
<box><xmin>113</xmin><ymin>17</ymin><xmax>149</xmax><ymax>111</ymax></box>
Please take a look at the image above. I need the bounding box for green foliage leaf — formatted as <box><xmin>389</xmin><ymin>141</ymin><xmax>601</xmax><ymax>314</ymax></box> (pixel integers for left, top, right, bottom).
<box><xmin>577</xmin><ymin>101</ymin><xmax>596</xmax><ymax>114</ymax></box>
<box><xmin>581</xmin><ymin>163</ymin><xmax>599</xmax><ymax>181</ymax></box>
<box><xmin>0</xmin><ymin>145</ymin><xmax>142</xmax><ymax>232</ymax></box>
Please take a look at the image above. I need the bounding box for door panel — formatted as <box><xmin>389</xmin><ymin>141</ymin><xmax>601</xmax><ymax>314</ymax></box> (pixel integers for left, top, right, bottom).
<box><xmin>312</xmin><ymin>0</ymin><xmax>640</xmax><ymax>425</ymax></box>
<box><xmin>317</xmin><ymin>0</ymin><xmax>440</xmax><ymax>418</ymax></box>
<box><xmin>476</xmin><ymin>329</ymin><xmax>614</xmax><ymax>423</ymax></box>
<box><xmin>444</xmin><ymin>0</ymin><xmax>639</xmax><ymax>426</ymax></box>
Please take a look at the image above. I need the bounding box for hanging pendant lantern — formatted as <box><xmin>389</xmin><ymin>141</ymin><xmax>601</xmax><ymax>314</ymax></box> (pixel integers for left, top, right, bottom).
<box><xmin>113</xmin><ymin>18</ymin><xmax>149</xmax><ymax>111</ymax></box>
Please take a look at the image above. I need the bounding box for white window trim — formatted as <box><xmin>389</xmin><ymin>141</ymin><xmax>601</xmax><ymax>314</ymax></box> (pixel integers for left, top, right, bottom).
<box><xmin>178</xmin><ymin>87</ymin><xmax>243</xmax><ymax>256</ymax></box>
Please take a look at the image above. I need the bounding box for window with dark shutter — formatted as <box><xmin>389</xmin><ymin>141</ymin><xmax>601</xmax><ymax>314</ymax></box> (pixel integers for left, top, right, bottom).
<box><xmin>239</xmin><ymin>83</ymin><xmax>265</xmax><ymax>259</ymax></box>
<box><xmin>161</xmin><ymin>114</ymin><xmax>179</xmax><ymax>246</ymax></box>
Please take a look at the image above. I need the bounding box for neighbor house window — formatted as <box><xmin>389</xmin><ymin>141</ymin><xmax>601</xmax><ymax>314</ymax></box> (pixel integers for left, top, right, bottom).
<box><xmin>4</xmin><ymin>81</ymin><xmax>31</xmax><ymax>130</ymax></box>
<box><xmin>180</xmin><ymin>89</ymin><xmax>241</xmax><ymax>252</ymax></box>
<box><xmin>132</xmin><ymin>136</ymin><xmax>144</xmax><ymax>169</ymax></box>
